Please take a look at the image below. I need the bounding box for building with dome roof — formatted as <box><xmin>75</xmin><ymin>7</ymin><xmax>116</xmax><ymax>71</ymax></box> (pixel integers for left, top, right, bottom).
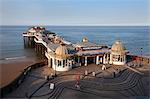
<box><xmin>110</xmin><ymin>40</ymin><xmax>128</xmax><ymax>65</ymax></box>
<box><xmin>45</xmin><ymin>36</ymin><xmax>129</xmax><ymax>71</ymax></box>
<box><xmin>73</xmin><ymin>38</ymin><xmax>128</xmax><ymax>66</ymax></box>
<box><xmin>45</xmin><ymin>43</ymin><xmax>75</xmax><ymax>71</ymax></box>
<box><xmin>74</xmin><ymin>37</ymin><xmax>109</xmax><ymax>66</ymax></box>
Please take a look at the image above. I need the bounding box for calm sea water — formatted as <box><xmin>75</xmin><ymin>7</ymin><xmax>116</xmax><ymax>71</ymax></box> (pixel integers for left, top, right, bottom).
<box><xmin>0</xmin><ymin>26</ymin><xmax>150</xmax><ymax>59</ymax></box>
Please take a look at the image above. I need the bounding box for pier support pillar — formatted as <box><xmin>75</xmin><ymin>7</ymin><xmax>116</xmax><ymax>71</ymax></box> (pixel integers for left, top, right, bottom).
<box><xmin>23</xmin><ymin>37</ymin><xmax>25</xmax><ymax>45</ymax></box>
<box><xmin>36</xmin><ymin>44</ymin><xmax>38</xmax><ymax>52</ymax></box>
<box><xmin>28</xmin><ymin>37</ymin><xmax>31</xmax><ymax>47</ymax></box>
<box><xmin>23</xmin><ymin>37</ymin><xmax>26</xmax><ymax>47</ymax></box>
<box><xmin>24</xmin><ymin>37</ymin><xmax>27</xmax><ymax>47</ymax></box>
<box><xmin>37</xmin><ymin>44</ymin><xmax>39</xmax><ymax>52</ymax></box>
<box><xmin>35</xmin><ymin>43</ymin><xmax>37</xmax><ymax>52</ymax></box>
<box><xmin>27</xmin><ymin>37</ymin><xmax>29</xmax><ymax>47</ymax></box>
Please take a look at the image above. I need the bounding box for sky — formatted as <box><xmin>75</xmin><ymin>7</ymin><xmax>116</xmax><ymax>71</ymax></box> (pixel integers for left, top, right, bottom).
<box><xmin>0</xmin><ymin>0</ymin><xmax>149</xmax><ymax>26</ymax></box>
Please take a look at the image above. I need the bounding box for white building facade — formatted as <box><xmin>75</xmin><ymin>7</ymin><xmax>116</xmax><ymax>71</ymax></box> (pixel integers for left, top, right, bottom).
<box><xmin>45</xmin><ymin>38</ymin><xmax>128</xmax><ymax>71</ymax></box>
<box><xmin>46</xmin><ymin>44</ymin><xmax>74</xmax><ymax>71</ymax></box>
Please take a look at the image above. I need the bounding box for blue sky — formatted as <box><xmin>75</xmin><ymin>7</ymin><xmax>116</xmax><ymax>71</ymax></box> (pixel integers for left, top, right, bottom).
<box><xmin>0</xmin><ymin>0</ymin><xmax>149</xmax><ymax>25</ymax></box>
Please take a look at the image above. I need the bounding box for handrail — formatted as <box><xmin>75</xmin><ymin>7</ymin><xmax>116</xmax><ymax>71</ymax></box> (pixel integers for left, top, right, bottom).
<box><xmin>128</xmin><ymin>55</ymin><xmax>150</xmax><ymax>64</ymax></box>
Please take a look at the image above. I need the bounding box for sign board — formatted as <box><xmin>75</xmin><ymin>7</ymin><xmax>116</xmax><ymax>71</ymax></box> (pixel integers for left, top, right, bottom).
<box><xmin>83</xmin><ymin>47</ymin><xmax>102</xmax><ymax>50</ymax></box>
<box><xmin>49</xmin><ymin>83</ymin><xmax>55</xmax><ymax>90</ymax></box>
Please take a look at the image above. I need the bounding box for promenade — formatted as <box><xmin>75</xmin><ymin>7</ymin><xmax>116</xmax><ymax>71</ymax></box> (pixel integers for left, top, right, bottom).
<box><xmin>4</xmin><ymin>62</ymin><xmax>150</xmax><ymax>99</ymax></box>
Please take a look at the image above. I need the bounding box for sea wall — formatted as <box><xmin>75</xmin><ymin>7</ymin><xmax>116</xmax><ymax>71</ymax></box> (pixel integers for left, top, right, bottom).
<box><xmin>0</xmin><ymin>61</ymin><xmax>46</xmax><ymax>98</ymax></box>
<box><xmin>127</xmin><ymin>55</ymin><xmax>150</xmax><ymax>64</ymax></box>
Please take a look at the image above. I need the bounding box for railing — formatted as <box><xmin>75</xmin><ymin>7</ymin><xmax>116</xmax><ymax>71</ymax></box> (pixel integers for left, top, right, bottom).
<box><xmin>127</xmin><ymin>55</ymin><xmax>150</xmax><ymax>64</ymax></box>
<box><xmin>0</xmin><ymin>61</ymin><xmax>46</xmax><ymax>98</ymax></box>
<box><xmin>34</xmin><ymin>37</ymin><xmax>39</xmax><ymax>41</ymax></box>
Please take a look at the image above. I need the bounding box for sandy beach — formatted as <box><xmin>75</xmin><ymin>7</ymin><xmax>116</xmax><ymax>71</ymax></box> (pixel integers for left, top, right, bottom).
<box><xmin>0</xmin><ymin>57</ymin><xmax>39</xmax><ymax>88</ymax></box>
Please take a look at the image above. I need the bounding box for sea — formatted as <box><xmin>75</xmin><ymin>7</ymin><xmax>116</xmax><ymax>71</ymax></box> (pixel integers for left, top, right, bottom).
<box><xmin>0</xmin><ymin>26</ymin><xmax>150</xmax><ymax>60</ymax></box>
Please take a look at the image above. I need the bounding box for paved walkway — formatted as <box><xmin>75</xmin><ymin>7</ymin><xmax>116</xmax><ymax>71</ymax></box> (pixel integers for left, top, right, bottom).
<box><xmin>124</xmin><ymin>65</ymin><xmax>144</xmax><ymax>75</ymax></box>
<box><xmin>4</xmin><ymin>64</ymin><xmax>150</xmax><ymax>99</ymax></box>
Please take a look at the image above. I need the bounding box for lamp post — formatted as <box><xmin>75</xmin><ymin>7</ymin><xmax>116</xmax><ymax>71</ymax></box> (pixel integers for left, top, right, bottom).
<box><xmin>54</xmin><ymin>55</ymin><xmax>57</xmax><ymax>77</ymax></box>
<box><xmin>140</xmin><ymin>48</ymin><xmax>143</xmax><ymax>66</ymax></box>
<box><xmin>54</xmin><ymin>59</ymin><xmax>57</xmax><ymax>77</ymax></box>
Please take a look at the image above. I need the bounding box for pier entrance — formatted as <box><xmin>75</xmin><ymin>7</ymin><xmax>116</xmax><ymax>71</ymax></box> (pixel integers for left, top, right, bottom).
<box><xmin>80</xmin><ymin>56</ymin><xmax>96</xmax><ymax>66</ymax></box>
<box><xmin>76</xmin><ymin>55</ymin><xmax>104</xmax><ymax>66</ymax></box>
<box><xmin>87</xmin><ymin>56</ymin><xmax>96</xmax><ymax>64</ymax></box>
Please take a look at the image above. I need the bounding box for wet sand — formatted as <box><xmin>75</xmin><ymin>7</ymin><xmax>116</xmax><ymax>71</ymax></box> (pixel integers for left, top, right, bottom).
<box><xmin>0</xmin><ymin>57</ymin><xmax>39</xmax><ymax>88</ymax></box>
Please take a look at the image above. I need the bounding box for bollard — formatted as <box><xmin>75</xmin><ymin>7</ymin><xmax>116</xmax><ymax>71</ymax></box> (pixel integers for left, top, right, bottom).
<box><xmin>51</xmin><ymin>73</ymin><xmax>54</xmax><ymax>77</ymax></box>
<box><xmin>47</xmin><ymin>76</ymin><xmax>49</xmax><ymax>80</ymax></box>
<box><xmin>92</xmin><ymin>72</ymin><xmax>96</xmax><ymax>77</ymax></box>
<box><xmin>102</xmin><ymin>65</ymin><xmax>106</xmax><ymax>70</ymax></box>
<box><xmin>45</xmin><ymin>76</ymin><xmax>49</xmax><ymax>80</ymax></box>
<box><xmin>133</xmin><ymin>62</ymin><xmax>136</xmax><ymax>67</ymax></box>
<box><xmin>18</xmin><ymin>79</ymin><xmax>22</xmax><ymax>85</ymax></box>
<box><xmin>85</xmin><ymin>70</ymin><xmax>88</xmax><ymax>76</ymax></box>
<box><xmin>24</xmin><ymin>72</ymin><xmax>27</xmax><ymax>75</ymax></box>
<box><xmin>80</xmin><ymin>63</ymin><xmax>81</xmax><ymax>66</ymax></box>
<box><xmin>27</xmin><ymin>67</ymin><xmax>31</xmax><ymax>72</ymax></box>
<box><xmin>113</xmin><ymin>72</ymin><xmax>116</xmax><ymax>78</ymax></box>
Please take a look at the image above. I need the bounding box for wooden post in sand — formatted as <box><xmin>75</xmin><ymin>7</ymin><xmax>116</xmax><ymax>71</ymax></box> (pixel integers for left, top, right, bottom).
<box><xmin>39</xmin><ymin>44</ymin><xmax>41</xmax><ymax>53</ymax></box>
<box><xmin>41</xmin><ymin>45</ymin><xmax>43</xmax><ymax>55</ymax></box>
<box><xmin>28</xmin><ymin>37</ymin><xmax>30</xmax><ymax>47</ymax></box>
<box><xmin>35</xmin><ymin>43</ymin><xmax>36</xmax><ymax>52</ymax></box>
<box><xmin>37</xmin><ymin>44</ymin><xmax>39</xmax><ymax>53</ymax></box>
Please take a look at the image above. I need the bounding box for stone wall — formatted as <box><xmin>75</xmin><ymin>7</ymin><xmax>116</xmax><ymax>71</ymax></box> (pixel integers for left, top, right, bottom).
<box><xmin>0</xmin><ymin>61</ymin><xmax>46</xmax><ymax>98</ymax></box>
<box><xmin>127</xmin><ymin>55</ymin><xmax>150</xmax><ymax>64</ymax></box>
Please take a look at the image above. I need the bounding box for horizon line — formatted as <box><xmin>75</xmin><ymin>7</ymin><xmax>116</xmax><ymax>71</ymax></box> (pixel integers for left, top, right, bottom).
<box><xmin>0</xmin><ymin>24</ymin><xmax>150</xmax><ymax>27</ymax></box>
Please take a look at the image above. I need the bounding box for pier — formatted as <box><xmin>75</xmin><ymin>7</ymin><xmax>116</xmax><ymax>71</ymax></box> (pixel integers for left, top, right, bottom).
<box><xmin>23</xmin><ymin>26</ymin><xmax>150</xmax><ymax>72</ymax></box>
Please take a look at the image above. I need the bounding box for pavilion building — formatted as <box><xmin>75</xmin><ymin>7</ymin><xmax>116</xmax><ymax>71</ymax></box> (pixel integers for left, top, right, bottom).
<box><xmin>110</xmin><ymin>40</ymin><xmax>128</xmax><ymax>65</ymax></box>
<box><xmin>45</xmin><ymin>43</ymin><xmax>75</xmax><ymax>71</ymax></box>
<box><xmin>45</xmin><ymin>37</ymin><xmax>128</xmax><ymax>71</ymax></box>
<box><xmin>74</xmin><ymin>37</ymin><xmax>109</xmax><ymax>66</ymax></box>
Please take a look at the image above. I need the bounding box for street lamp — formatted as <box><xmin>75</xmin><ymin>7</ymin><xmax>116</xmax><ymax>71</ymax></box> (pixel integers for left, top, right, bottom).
<box><xmin>53</xmin><ymin>55</ymin><xmax>57</xmax><ymax>77</ymax></box>
<box><xmin>140</xmin><ymin>48</ymin><xmax>143</xmax><ymax>66</ymax></box>
<box><xmin>54</xmin><ymin>59</ymin><xmax>57</xmax><ymax>77</ymax></box>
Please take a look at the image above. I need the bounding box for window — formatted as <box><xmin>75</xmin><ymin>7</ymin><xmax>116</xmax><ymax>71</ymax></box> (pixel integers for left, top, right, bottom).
<box><xmin>63</xmin><ymin>60</ymin><xmax>65</xmax><ymax>66</ymax></box>
<box><xmin>66</xmin><ymin>59</ymin><xmax>67</xmax><ymax>66</ymax></box>
<box><xmin>57</xmin><ymin>60</ymin><xmax>59</xmax><ymax>66</ymax></box>
<box><xmin>60</xmin><ymin>61</ymin><xmax>62</xmax><ymax>66</ymax></box>
<box><xmin>54</xmin><ymin>59</ymin><xmax>56</xmax><ymax>65</ymax></box>
<box><xmin>69</xmin><ymin>63</ymin><xmax>70</xmax><ymax>67</ymax></box>
<box><xmin>121</xmin><ymin>57</ymin><xmax>122</xmax><ymax>62</ymax></box>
